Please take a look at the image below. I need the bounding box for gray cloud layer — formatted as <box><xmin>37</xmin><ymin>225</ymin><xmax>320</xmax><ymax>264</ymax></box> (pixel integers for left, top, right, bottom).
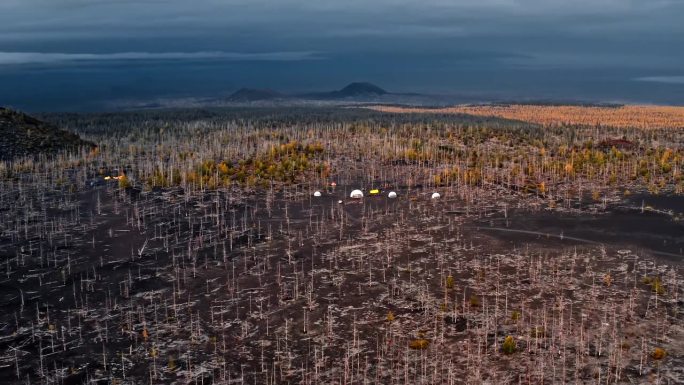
<box><xmin>0</xmin><ymin>51</ymin><xmax>320</xmax><ymax>65</ymax></box>
<box><xmin>0</xmin><ymin>0</ymin><xmax>682</xmax><ymax>110</ymax></box>
<box><xmin>1</xmin><ymin>1</ymin><xmax>682</xmax><ymax>66</ymax></box>
<box><xmin>635</xmin><ymin>76</ymin><xmax>684</xmax><ymax>84</ymax></box>
<box><xmin>1</xmin><ymin>1</ymin><xmax>681</xmax><ymax>41</ymax></box>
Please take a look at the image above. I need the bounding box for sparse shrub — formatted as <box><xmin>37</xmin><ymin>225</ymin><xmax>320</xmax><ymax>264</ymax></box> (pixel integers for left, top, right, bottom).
<box><xmin>511</xmin><ymin>311</ymin><xmax>521</xmax><ymax>322</ymax></box>
<box><xmin>651</xmin><ymin>278</ymin><xmax>665</xmax><ymax>295</ymax></box>
<box><xmin>603</xmin><ymin>273</ymin><xmax>612</xmax><ymax>286</ymax></box>
<box><xmin>502</xmin><ymin>336</ymin><xmax>516</xmax><ymax>354</ymax></box>
<box><xmin>469</xmin><ymin>294</ymin><xmax>480</xmax><ymax>307</ymax></box>
<box><xmin>564</xmin><ymin>162</ymin><xmax>574</xmax><ymax>174</ymax></box>
<box><xmin>445</xmin><ymin>275</ymin><xmax>455</xmax><ymax>289</ymax></box>
<box><xmin>538</xmin><ymin>181</ymin><xmax>546</xmax><ymax>194</ymax></box>
<box><xmin>409</xmin><ymin>338</ymin><xmax>430</xmax><ymax>350</ymax></box>
<box><xmin>643</xmin><ymin>276</ymin><xmax>665</xmax><ymax>295</ymax></box>
<box><xmin>386</xmin><ymin>311</ymin><xmax>395</xmax><ymax>322</ymax></box>
<box><xmin>652</xmin><ymin>347</ymin><xmax>667</xmax><ymax>360</ymax></box>
<box><xmin>118</xmin><ymin>174</ymin><xmax>131</xmax><ymax>189</ymax></box>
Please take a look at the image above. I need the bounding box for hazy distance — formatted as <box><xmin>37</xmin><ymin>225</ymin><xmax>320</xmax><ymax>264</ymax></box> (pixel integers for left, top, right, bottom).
<box><xmin>0</xmin><ymin>0</ymin><xmax>682</xmax><ymax>111</ymax></box>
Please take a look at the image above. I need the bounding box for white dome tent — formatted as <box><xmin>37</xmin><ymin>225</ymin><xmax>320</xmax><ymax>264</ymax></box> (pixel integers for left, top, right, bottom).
<box><xmin>431</xmin><ymin>192</ymin><xmax>441</xmax><ymax>199</ymax></box>
<box><xmin>388</xmin><ymin>191</ymin><xmax>397</xmax><ymax>199</ymax></box>
<box><xmin>313</xmin><ymin>191</ymin><xmax>322</xmax><ymax>197</ymax></box>
<box><xmin>350</xmin><ymin>189</ymin><xmax>364</xmax><ymax>199</ymax></box>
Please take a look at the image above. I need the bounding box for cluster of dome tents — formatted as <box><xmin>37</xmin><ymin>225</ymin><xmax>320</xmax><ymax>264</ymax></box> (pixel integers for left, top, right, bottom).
<box><xmin>312</xmin><ymin>188</ymin><xmax>440</xmax><ymax>200</ymax></box>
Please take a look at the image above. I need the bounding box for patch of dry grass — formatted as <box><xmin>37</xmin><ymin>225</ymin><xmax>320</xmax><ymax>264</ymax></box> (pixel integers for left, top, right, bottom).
<box><xmin>370</xmin><ymin>104</ymin><xmax>684</xmax><ymax>129</ymax></box>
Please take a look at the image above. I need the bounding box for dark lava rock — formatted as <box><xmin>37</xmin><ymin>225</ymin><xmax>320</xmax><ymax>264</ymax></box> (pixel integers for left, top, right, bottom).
<box><xmin>445</xmin><ymin>315</ymin><xmax>468</xmax><ymax>332</ymax></box>
<box><xmin>0</xmin><ymin>107</ymin><xmax>94</xmax><ymax>161</ymax></box>
<box><xmin>62</xmin><ymin>370</ymin><xmax>88</xmax><ymax>385</ymax></box>
<box><xmin>588</xmin><ymin>343</ymin><xmax>601</xmax><ymax>357</ymax></box>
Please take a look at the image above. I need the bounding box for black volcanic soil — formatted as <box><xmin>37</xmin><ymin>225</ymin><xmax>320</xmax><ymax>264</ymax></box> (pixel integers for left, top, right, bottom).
<box><xmin>0</xmin><ymin>182</ymin><xmax>682</xmax><ymax>384</ymax></box>
<box><xmin>0</xmin><ymin>107</ymin><xmax>93</xmax><ymax>160</ymax></box>
<box><xmin>475</xmin><ymin>195</ymin><xmax>684</xmax><ymax>262</ymax></box>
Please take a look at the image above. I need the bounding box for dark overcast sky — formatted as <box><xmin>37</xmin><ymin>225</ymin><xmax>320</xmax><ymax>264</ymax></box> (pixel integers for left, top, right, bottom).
<box><xmin>1</xmin><ymin>0</ymin><xmax>682</xmax><ymax>111</ymax></box>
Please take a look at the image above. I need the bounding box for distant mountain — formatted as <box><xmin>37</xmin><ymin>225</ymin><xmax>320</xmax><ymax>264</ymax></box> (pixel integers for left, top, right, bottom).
<box><xmin>302</xmin><ymin>82</ymin><xmax>389</xmax><ymax>100</ymax></box>
<box><xmin>224</xmin><ymin>82</ymin><xmax>394</xmax><ymax>104</ymax></box>
<box><xmin>227</xmin><ymin>88</ymin><xmax>287</xmax><ymax>102</ymax></box>
<box><xmin>331</xmin><ymin>82</ymin><xmax>388</xmax><ymax>97</ymax></box>
<box><xmin>0</xmin><ymin>107</ymin><xmax>94</xmax><ymax>161</ymax></box>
